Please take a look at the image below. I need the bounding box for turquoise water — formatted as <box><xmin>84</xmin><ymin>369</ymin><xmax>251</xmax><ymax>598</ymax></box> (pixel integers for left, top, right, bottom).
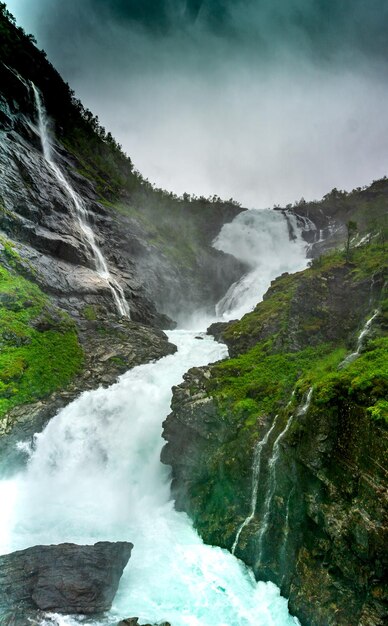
<box><xmin>0</xmin><ymin>331</ymin><xmax>299</xmax><ymax>626</ymax></box>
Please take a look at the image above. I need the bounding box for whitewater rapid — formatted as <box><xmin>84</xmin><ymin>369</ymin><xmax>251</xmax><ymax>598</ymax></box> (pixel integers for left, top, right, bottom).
<box><xmin>0</xmin><ymin>331</ymin><xmax>299</xmax><ymax>626</ymax></box>
<box><xmin>0</xmin><ymin>204</ymin><xmax>309</xmax><ymax>624</ymax></box>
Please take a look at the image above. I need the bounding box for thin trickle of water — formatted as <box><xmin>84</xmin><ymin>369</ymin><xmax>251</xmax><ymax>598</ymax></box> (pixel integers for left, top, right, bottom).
<box><xmin>280</xmin><ymin>486</ymin><xmax>295</xmax><ymax>585</ymax></box>
<box><xmin>256</xmin><ymin>414</ymin><xmax>294</xmax><ymax>564</ymax></box>
<box><xmin>256</xmin><ymin>388</ymin><xmax>313</xmax><ymax>564</ymax></box>
<box><xmin>232</xmin><ymin>416</ymin><xmax>278</xmax><ymax>555</ymax></box>
<box><xmin>297</xmin><ymin>386</ymin><xmax>313</xmax><ymax>416</ymax></box>
<box><xmin>213</xmin><ymin>209</ymin><xmax>308</xmax><ymax>320</ymax></box>
<box><xmin>30</xmin><ymin>83</ymin><xmax>130</xmax><ymax>318</ymax></box>
<box><xmin>339</xmin><ymin>309</ymin><xmax>379</xmax><ymax>368</ymax></box>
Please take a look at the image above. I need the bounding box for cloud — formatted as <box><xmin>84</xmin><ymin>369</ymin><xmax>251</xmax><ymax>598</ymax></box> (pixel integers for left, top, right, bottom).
<box><xmin>5</xmin><ymin>0</ymin><xmax>388</xmax><ymax>206</ymax></box>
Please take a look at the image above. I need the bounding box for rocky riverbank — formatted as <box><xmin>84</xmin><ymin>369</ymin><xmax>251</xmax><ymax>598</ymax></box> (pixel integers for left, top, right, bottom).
<box><xmin>162</xmin><ymin>242</ymin><xmax>388</xmax><ymax>626</ymax></box>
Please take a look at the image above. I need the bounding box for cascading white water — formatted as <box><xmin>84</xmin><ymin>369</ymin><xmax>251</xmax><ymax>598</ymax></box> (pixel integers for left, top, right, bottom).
<box><xmin>339</xmin><ymin>309</ymin><xmax>379</xmax><ymax>368</ymax></box>
<box><xmin>0</xmin><ymin>331</ymin><xmax>299</xmax><ymax>626</ymax></box>
<box><xmin>231</xmin><ymin>417</ymin><xmax>278</xmax><ymax>555</ymax></box>
<box><xmin>30</xmin><ymin>84</ymin><xmax>130</xmax><ymax>318</ymax></box>
<box><xmin>213</xmin><ymin>209</ymin><xmax>307</xmax><ymax>320</ymax></box>
<box><xmin>297</xmin><ymin>387</ymin><xmax>313</xmax><ymax>417</ymax></box>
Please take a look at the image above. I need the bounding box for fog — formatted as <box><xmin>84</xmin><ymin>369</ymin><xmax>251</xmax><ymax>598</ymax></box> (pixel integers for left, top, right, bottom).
<box><xmin>6</xmin><ymin>0</ymin><xmax>388</xmax><ymax>206</ymax></box>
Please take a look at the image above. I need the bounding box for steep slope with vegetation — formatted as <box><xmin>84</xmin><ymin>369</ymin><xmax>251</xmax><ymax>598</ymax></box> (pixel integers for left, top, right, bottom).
<box><xmin>162</xmin><ymin>239</ymin><xmax>388</xmax><ymax>626</ymax></box>
<box><xmin>0</xmin><ymin>3</ymin><xmax>244</xmax><ymax>471</ymax></box>
<box><xmin>0</xmin><ymin>3</ymin><xmax>245</xmax><ymax>323</ymax></box>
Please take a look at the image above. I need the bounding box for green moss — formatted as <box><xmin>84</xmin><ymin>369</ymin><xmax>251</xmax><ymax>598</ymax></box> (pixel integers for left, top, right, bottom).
<box><xmin>210</xmin><ymin>343</ymin><xmax>347</xmax><ymax>428</ymax></box>
<box><xmin>222</xmin><ymin>272</ymin><xmax>297</xmax><ymax>348</ymax></box>
<box><xmin>0</xmin><ymin>264</ymin><xmax>83</xmax><ymax>418</ymax></box>
<box><xmin>0</xmin><ymin>235</ymin><xmax>22</xmax><ymax>268</ymax></box>
<box><xmin>108</xmin><ymin>356</ymin><xmax>127</xmax><ymax>368</ymax></box>
<box><xmin>213</xmin><ymin>242</ymin><xmax>386</xmax><ymax>422</ymax></box>
<box><xmin>83</xmin><ymin>304</ymin><xmax>97</xmax><ymax>321</ymax></box>
<box><xmin>312</xmin><ymin>337</ymin><xmax>388</xmax><ymax>424</ymax></box>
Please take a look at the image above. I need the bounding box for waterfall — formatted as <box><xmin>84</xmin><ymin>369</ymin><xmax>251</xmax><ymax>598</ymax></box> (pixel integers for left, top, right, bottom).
<box><xmin>0</xmin><ymin>331</ymin><xmax>299</xmax><ymax>626</ymax></box>
<box><xmin>0</xmin><ymin>93</ymin><xmax>313</xmax><ymax>623</ymax></box>
<box><xmin>256</xmin><ymin>388</ymin><xmax>313</xmax><ymax>564</ymax></box>
<box><xmin>213</xmin><ymin>209</ymin><xmax>307</xmax><ymax>320</ymax></box>
<box><xmin>231</xmin><ymin>416</ymin><xmax>278</xmax><ymax>555</ymax></box>
<box><xmin>339</xmin><ymin>309</ymin><xmax>379</xmax><ymax>368</ymax></box>
<box><xmin>297</xmin><ymin>386</ymin><xmax>313</xmax><ymax>416</ymax></box>
<box><xmin>280</xmin><ymin>487</ymin><xmax>295</xmax><ymax>585</ymax></box>
<box><xmin>30</xmin><ymin>83</ymin><xmax>130</xmax><ymax>318</ymax></box>
<box><xmin>255</xmin><ymin>414</ymin><xmax>294</xmax><ymax>564</ymax></box>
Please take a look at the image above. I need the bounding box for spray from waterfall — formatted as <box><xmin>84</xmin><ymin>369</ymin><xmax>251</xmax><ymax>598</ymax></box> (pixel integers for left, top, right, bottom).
<box><xmin>30</xmin><ymin>83</ymin><xmax>130</xmax><ymax>318</ymax></box>
<box><xmin>232</xmin><ymin>416</ymin><xmax>278</xmax><ymax>555</ymax></box>
<box><xmin>339</xmin><ymin>309</ymin><xmax>379</xmax><ymax>368</ymax></box>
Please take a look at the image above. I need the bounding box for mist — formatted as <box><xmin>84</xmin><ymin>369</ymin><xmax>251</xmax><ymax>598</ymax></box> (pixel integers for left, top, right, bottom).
<box><xmin>6</xmin><ymin>0</ymin><xmax>388</xmax><ymax>207</ymax></box>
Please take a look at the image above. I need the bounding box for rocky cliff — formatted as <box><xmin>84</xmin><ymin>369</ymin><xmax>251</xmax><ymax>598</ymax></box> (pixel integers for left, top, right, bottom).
<box><xmin>0</xmin><ymin>5</ymin><xmax>244</xmax><ymax>474</ymax></box>
<box><xmin>162</xmin><ymin>242</ymin><xmax>388</xmax><ymax>626</ymax></box>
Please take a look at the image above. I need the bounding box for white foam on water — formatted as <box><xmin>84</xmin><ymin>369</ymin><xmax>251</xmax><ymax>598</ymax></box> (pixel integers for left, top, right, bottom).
<box><xmin>0</xmin><ymin>331</ymin><xmax>299</xmax><ymax>625</ymax></box>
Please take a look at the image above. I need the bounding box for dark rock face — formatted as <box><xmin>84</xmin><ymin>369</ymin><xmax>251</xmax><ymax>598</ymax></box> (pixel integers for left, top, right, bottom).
<box><xmin>0</xmin><ymin>541</ymin><xmax>132</xmax><ymax>616</ymax></box>
<box><xmin>162</xmin><ymin>258</ymin><xmax>388</xmax><ymax>626</ymax></box>
<box><xmin>0</xmin><ymin>60</ymin><xmax>244</xmax><ymax>327</ymax></box>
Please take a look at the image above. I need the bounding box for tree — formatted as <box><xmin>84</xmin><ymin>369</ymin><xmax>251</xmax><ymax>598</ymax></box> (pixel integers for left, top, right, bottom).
<box><xmin>345</xmin><ymin>220</ymin><xmax>358</xmax><ymax>261</ymax></box>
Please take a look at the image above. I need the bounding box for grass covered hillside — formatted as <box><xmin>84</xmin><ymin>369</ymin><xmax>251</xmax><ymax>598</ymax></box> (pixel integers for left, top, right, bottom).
<box><xmin>0</xmin><ymin>238</ymin><xmax>83</xmax><ymax>421</ymax></box>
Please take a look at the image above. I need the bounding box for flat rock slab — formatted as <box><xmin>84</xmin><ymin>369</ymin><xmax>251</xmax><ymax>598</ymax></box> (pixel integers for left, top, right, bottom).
<box><xmin>0</xmin><ymin>541</ymin><xmax>133</xmax><ymax>615</ymax></box>
<box><xmin>118</xmin><ymin>620</ymin><xmax>171</xmax><ymax>626</ymax></box>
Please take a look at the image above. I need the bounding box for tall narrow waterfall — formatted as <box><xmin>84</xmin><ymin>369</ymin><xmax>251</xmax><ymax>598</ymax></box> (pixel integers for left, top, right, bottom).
<box><xmin>232</xmin><ymin>416</ymin><xmax>278</xmax><ymax>555</ymax></box>
<box><xmin>31</xmin><ymin>84</ymin><xmax>130</xmax><ymax>318</ymax></box>
<box><xmin>255</xmin><ymin>414</ymin><xmax>295</xmax><ymax>563</ymax></box>
<box><xmin>256</xmin><ymin>388</ymin><xmax>313</xmax><ymax>565</ymax></box>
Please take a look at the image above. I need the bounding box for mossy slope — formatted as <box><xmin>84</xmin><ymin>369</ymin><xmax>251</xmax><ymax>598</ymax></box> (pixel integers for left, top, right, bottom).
<box><xmin>0</xmin><ymin>257</ymin><xmax>83</xmax><ymax>421</ymax></box>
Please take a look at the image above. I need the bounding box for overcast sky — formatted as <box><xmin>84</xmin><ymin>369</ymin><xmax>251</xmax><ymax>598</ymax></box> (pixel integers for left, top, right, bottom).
<box><xmin>6</xmin><ymin>0</ymin><xmax>388</xmax><ymax>207</ymax></box>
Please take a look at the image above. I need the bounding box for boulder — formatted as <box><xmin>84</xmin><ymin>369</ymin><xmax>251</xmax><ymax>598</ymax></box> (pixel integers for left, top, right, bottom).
<box><xmin>0</xmin><ymin>541</ymin><xmax>133</xmax><ymax>615</ymax></box>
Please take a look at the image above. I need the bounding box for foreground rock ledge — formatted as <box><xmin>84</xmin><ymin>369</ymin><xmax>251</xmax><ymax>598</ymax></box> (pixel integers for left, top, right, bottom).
<box><xmin>0</xmin><ymin>541</ymin><xmax>133</xmax><ymax>617</ymax></box>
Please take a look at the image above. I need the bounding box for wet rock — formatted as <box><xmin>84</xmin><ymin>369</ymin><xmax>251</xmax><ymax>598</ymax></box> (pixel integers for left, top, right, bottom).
<box><xmin>118</xmin><ymin>620</ymin><xmax>171</xmax><ymax>626</ymax></box>
<box><xmin>0</xmin><ymin>541</ymin><xmax>133</xmax><ymax>616</ymax></box>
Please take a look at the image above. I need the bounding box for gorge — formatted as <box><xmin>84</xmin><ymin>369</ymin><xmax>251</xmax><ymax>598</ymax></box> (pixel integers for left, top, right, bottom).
<box><xmin>0</xmin><ymin>4</ymin><xmax>387</xmax><ymax>626</ymax></box>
